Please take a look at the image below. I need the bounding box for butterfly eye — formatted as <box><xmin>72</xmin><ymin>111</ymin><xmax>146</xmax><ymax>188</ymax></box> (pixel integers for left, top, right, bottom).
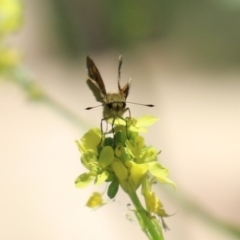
<box><xmin>107</xmin><ymin>102</ymin><xmax>113</xmax><ymax>109</ymax></box>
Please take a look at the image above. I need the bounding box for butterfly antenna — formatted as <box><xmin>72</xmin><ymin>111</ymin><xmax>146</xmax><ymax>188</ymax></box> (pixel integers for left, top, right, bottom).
<box><xmin>118</xmin><ymin>55</ymin><xmax>123</xmax><ymax>91</ymax></box>
<box><xmin>85</xmin><ymin>104</ymin><xmax>103</xmax><ymax>110</ymax></box>
<box><xmin>126</xmin><ymin>101</ymin><xmax>154</xmax><ymax>107</ymax></box>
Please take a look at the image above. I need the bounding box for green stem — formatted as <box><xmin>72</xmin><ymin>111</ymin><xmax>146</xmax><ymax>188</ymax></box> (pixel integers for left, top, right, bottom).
<box><xmin>128</xmin><ymin>191</ymin><xmax>164</xmax><ymax>240</ymax></box>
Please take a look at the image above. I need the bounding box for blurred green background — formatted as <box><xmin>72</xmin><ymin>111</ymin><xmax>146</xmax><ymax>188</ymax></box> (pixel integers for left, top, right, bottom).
<box><xmin>1</xmin><ymin>1</ymin><xmax>240</xmax><ymax>240</ymax></box>
<box><xmin>44</xmin><ymin>0</ymin><xmax>240</xmax><ymax>67</ymax></box>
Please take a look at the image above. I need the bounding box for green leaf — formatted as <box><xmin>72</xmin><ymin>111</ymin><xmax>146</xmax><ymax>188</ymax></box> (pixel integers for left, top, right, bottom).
<box><xmin>107</xmin><ymin>179</ymin><xmax>119</xmax><ymax>199</ymax></box>
<box><xmin>98</xmin><ymin>146</ymin><xmax>114</xmax><ymax>168</ymax></box>
<box><xmin>75</xmin><ymin>172</ymin><xmax>95</xmax><ymax>188</ymax></box>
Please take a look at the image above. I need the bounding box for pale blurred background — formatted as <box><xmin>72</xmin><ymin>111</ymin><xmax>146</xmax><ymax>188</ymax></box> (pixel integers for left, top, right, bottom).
<box><xmin>1</xmin><ymin>1</ymin><xmax>240</xmax><ymax>240</ymax></box>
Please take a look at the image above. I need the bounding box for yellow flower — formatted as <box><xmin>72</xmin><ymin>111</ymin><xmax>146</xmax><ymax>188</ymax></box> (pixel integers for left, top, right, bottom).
<box><xmin>75</xmin><ymin>116</ymin><xmax>175</xmax><ymax>196</ymax></box>
<box><xmin>0</xmin><ymin>0</ymin><xmax>23</xmax><ymax>36</ymax></box>
<box><xmin>86</xmin><ymin>192</ymin><xmax>106</xmax><ymax>209</ymax></box>
<box><xmin>75</xmin><ymin>116</ymin><xmax>175</xmax><ymax>232</ymax></box>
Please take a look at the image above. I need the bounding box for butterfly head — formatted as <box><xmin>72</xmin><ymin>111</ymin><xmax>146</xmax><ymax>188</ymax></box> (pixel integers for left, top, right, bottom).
<box><xmin>103</xmin><ymin>93</ymin><xmax>127</xmax><ymax>118</ymax></box>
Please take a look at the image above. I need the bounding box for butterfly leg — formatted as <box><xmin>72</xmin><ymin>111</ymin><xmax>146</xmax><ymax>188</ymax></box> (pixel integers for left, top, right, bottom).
<box><xmin>98</xmin><ymin>118</ymin><xmax>109</xmax><ymax>147</ymax></box>
<box><xmin>112</xmin><ymin>117</ymin><xmax>117</xmax><ymax>146</ymax></box>
<box><xmin>98</xmin><ymin>117</ymin><xmax>113</xmax><ymax>147</ymax></box>
<box><xmin>121</xmin><ymin>107</ymin><xmax>132</xmax><ymax>139</ymax></box>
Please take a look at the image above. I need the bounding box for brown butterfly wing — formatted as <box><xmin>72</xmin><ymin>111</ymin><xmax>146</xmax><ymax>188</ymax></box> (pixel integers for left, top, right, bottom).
<box><xmin>117</xmin><ymin>55</ymin><xmax>131</xmax><ymax>99</ymax></box>
<box><xmin>120</xmin><ymin>81</ymin><xmax>131</xmax><ymax>99</ymax></box>
<box><xmin>86</xmin><ymin>79</ymin><xmax>105</xmax><ymax>103</ymax></box>
<box><xmin>86</xmin><ymin>56</ymin><xmax>107</xmax><ymax>101</ymax></box>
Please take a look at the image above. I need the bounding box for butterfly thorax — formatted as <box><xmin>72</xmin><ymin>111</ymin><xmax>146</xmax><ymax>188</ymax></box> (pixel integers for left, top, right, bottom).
<box><xmin>103</xmin><ymin>93</ymin><xmax>126</xmax><ymax>118</ymax></box>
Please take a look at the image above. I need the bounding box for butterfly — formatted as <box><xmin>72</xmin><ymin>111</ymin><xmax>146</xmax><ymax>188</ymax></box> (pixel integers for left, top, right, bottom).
<box><xmin>85</xmin><ymin>55</ymin><xmax>153</xmax><ymax>136</ymax></box>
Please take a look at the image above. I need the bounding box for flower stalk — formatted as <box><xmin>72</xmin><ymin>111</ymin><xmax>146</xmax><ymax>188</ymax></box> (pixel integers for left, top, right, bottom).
<box><xmin>128</xmin><ymin>191</ymin><xmax>164</xmax><ymax>240</ymax></box>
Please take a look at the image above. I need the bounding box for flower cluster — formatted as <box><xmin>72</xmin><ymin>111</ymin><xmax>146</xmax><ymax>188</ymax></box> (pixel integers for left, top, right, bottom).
<box><xmin>75</xmin><ymin>116</ymin><xmax>175</xmax><ymax>222</ymax></box>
